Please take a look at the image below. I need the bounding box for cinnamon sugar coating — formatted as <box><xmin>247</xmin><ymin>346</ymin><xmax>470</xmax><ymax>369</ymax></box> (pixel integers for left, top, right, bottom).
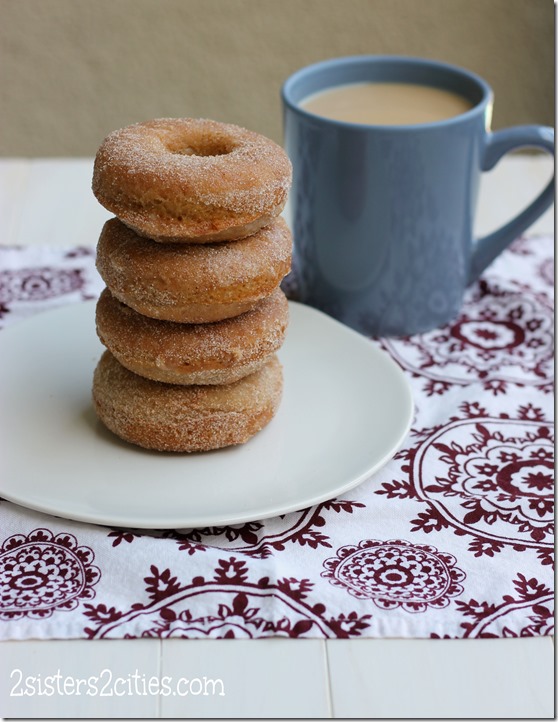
<box><xmin>92</xmin><ymin>118</ymin><xmax>292</xmax><ymax>243</ymax></box>
<box><xmin>95</xmin><ymin>217</ymin><xmax>292</xmax><ymax>323</ymax></box>
<box><xmin>92</xmin><ymin>351</ymin><xmax>283</xmax><ymax>452</ymax></box>
<box><xmin>96</xmin><ymin>287</ymin><xmax>289</xmax><ymax>385</ymax></box>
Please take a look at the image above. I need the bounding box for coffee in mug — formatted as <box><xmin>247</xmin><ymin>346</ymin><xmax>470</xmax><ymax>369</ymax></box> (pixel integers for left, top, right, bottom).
<box><xmin>301</xmin><ymin>81</ymin><xmax>474</xmax><ymax>126</ymax></box>
<box><xmin>282</xmin><ymin>56</ymin><xmax>554</xmax><ymax>337</ymax></box>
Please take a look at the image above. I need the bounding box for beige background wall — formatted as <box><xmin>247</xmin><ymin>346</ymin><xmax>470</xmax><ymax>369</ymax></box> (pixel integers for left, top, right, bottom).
<box><xmin>0</xmin><ymin>0</ymin><xmax>553</xmax><ymax>156</ymax></box>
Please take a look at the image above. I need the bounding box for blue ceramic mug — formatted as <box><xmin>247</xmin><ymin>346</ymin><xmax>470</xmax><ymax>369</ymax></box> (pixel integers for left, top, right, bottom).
<box><xmin>282</xmin><ymin>56</ymin><xmax>554</xmax><ymax>336</ymax></box>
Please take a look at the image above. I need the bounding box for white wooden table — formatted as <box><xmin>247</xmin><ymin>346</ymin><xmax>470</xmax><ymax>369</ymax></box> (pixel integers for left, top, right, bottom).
<box><xmin>0</xmin><ymin>155</ymin><xmax>554</xmax><ymax>719</ymax></box>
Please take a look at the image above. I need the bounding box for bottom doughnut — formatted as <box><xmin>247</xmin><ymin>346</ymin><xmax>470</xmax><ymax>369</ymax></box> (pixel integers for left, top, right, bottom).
<box><xmin>92</xmin><ymin>351</ymin><xmax>283</xmax><ymax>452</ymax></box>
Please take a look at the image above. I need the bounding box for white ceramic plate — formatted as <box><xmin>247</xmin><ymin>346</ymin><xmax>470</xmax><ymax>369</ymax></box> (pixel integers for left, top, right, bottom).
<box><xmin>0</xmin><ymin>301</ymin><xmax>413</xmax><ymax>529</ymax></box>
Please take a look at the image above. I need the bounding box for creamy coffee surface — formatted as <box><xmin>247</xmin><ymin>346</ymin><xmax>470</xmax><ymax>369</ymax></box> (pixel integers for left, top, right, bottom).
<box><xmin>301</xmin><ymin>82</ymin><xmax>473</xmax><ymax>125</ymax></box>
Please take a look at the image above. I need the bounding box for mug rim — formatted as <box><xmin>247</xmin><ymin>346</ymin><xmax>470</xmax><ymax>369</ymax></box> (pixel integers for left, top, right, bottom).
<box><xmin>281</xmin><ymin>54</ymin><xmax>493</xmax><ymax>132</ymax></box>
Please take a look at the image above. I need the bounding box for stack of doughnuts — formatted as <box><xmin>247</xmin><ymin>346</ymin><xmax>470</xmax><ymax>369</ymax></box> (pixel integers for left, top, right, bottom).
<box><xmin>90</xmin><ymin>118</ymin><xmax>292</xmax><ymax>452</ymax></box>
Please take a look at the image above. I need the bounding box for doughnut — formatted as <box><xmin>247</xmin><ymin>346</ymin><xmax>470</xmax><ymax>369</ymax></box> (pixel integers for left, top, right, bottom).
<box><xmin>92</xmin><ymin>351</ymin><xmax>283</xmax><ymax>452</ymax></box>
<box><xmin>92</xmin><ymin>118</ymin><xmax>292</xmax><ymax>243</ymax></box>
<box><xmin>95</xmin><ymin>217</ymin><xmax>292</xmax><ymax>323</ymax></box>
<box><xmin>95</xmin><ymin>287</ymin><xmax>289</xmax><ymax>385</ymax></box>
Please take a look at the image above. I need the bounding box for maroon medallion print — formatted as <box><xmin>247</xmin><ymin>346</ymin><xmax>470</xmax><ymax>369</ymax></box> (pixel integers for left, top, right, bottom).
<box><xmin>110</xmin><ymin>499</ymin><xmax>366</xmax><ymax>559</ymax></box>
<box><xmin>322</xmin><ymin>539</ymin><xmax>465</xmax><ymax>612</ymax></box>
<box><xmin>433</xmin><ymin>573</ymin><xmax>554</xmax><ymax>638</ymax></box>
<box><xmin>412</xmin><ymin>419</ymin><xmax>554</xmax><ymax>549</ymax></box>
<box><xmin>537</xmin><ymin>257</ymin><xmax>554</xmax><ymax>288</ymax></box>
<box><xmin>83</xmin><ymin>558</ymin><xmax>372</xmax><ymax>639</ymax></box>
<box><xmin>0</xmin><ymin>267</ymin><xmax>85</xmax><ymax>304</ymax></box>
<box><xmin>0</xmin><ymin>529</ymin><xmax>101</xmax><ymax>620</ymax></box>
<box><xmin>382</xmin><ymin>281</ymin><xmax>553</xmax><ymax>394</ymax></box>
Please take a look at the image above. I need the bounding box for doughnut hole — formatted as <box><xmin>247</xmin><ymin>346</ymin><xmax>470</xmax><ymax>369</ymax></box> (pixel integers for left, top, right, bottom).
<box><xmin>163</xmin><ymin>131</ymin><xmax>236</xmax><ymax>158</ymax></box>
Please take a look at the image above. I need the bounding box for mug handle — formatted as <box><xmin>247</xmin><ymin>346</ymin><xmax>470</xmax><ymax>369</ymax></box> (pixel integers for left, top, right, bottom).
<box><xmin>469</xmin><ymin>125</ymin><xmax>554</xmax><ymax>283</ymax></box>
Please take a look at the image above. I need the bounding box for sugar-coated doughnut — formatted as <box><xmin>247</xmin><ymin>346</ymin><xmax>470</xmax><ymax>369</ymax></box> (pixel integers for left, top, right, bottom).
<box><xmin>95</xmin><ymin>217</ymin><xmax>292</xmax><ymax>323</ymax></box>
<box><xmin>92</xmin><ymin>118</ymin><xmax>292</xmax><ymax>243</ymax></box>
<box><xmin>96</xmin><ymin>287</ymin><xmax>289</xmax><ymax>385</ymax></box>
<box><xmin>92</xmin><ymin>351</ymin><xmax>283</xmax><ymax>452</ymax></box>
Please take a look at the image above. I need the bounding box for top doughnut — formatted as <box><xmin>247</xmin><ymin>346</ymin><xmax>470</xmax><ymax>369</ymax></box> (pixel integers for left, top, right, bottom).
<box><xmin>92</xmin><ymin>118</ymin><xmax>292</xmax><ymax>243</ymax></box>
